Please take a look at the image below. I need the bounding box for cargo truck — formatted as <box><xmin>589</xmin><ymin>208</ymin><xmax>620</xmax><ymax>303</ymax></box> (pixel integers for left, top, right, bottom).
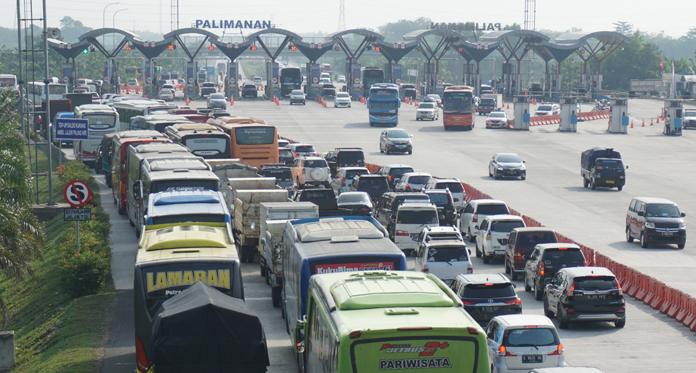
<box><xmin>477</xmin><ymin>93</ymin><xmax>503</xmax><ymax>115</ymax></box>
<box><xmin>258</xmin><ymin>201</ymin><xmax>319</xmax><ymax>307</ymax></box>
<box><xmin>581</xmin><ymin>147</ymin><xmax>626</xmax><ymax>191</ymax></box>
<box><xmin>233</xmin><ymin>189</ymin><xmax>290</xmax><ymax>263</ymax></box>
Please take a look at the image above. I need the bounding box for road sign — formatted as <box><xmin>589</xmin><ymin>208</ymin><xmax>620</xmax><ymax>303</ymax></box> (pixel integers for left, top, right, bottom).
<box><xmin>309</xmin><ymin>43</ymin><xmax>315</xmax><ymax>49</ymax></box>
<box><xmin>437</xmin><ymin>79</ymin><xmax>443</xmax><ymax>86</ymax></box>
<box><xmin>312</xmin><ymin>77</ymin><xmax>319</xmax><ymax>84</ymax></box>
<box><xmin>271</xmin><ymin>77</ymin><xmax>278</xmax><ymax>84</ymax></box>
<box><xmin>188</xmin><ymin>77</ymin><xmax>194</xmax><ymax>84</ymax></box>
<box><xmin>64</xmin><ymin>208</ymin><xmax>92</xmax><ymax>221</ymax></box>
<box><xmin>354</xmin><ymin>78</ymin><xmax>361</xmax><ymax>84</ymax></box>
<box><xmin>317</xmin><ymin>43</ymin><xmax>323</xmax><ymax>49</ymax></box>
<box><xmin>146</xmin><ymin>77</ymin><xmax>153</xmax><ymax>84</ymax></box>
<box><xmin>64</xmin><ymin>180</ymin><xmax>92</xmax><ymax>208</ymax></box>
<box><xmin>66</xmin><ymin>43</ymin><xmax>72</xmax><ymax>49</ymax></box>
<box><xmin>55</xmin><ymin>118</ymin><xmax>89</xmax><ymax>140</ymax></box>
<box><xmin>395</xmin><ymin>78</ymin><xmax>402</xmax><ymax>84</ymax></box>
<box><xmin>229</xmin><ymin>77</ymin><xmax>236</xmax><ymax>84</ymax></box>
<box><xmin>62</xmin><ymin>76</ymin><xmax>69</xmax><ymax>83</ymax></box>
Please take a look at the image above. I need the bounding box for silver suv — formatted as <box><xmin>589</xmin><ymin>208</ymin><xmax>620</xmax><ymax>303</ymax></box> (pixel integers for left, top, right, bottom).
<box><xmin>291</xmin><ymin>156</ymin><xmax>331</xmax><ymax>188</ymax></box>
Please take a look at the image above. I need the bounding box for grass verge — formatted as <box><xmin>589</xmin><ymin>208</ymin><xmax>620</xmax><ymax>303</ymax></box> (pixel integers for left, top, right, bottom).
<box><xmin>0</xmin><ymin>148</ymin><xmax>116</xmax><ymax>373</ymax></box>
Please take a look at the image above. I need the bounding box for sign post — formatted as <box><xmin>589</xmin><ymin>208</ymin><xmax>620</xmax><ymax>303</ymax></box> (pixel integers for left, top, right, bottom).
<box><xmin>64</xmin><ymin>180</ymin><xmax>92</xmax><ymax>252</ymax></box>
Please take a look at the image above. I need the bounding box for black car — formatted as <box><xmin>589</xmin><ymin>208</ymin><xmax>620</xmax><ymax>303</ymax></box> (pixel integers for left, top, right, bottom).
<box><xmin>324</xmin><ymin>147</ymin><xmax>365</xmax><ymax>175</ymax></box>
<box><xmin>489</xmin><ymin>153</ymin><xmax>526</xmax><ymax>180</ymax></box>
<box><xmin>424</xmin><ymin>189</ymin><xmax>457</xmax><ymax>227</ymax></box>
<box><xmin>524</xmin><ymin>243</ymin><xmax>587</xmax><ymax>300</ymax></box>
<box><xmin>451</xmin><ymin>273</ymin><xmax>522</xmax><ymax>322</ymax></box>
<box><xmin>350</xmin><ymin>174</ymin><xmax>389</xmax><ymax>203</ymax></box>
<box><xmin>322</xmin><ymin>83</ymin><xmax>336</xmax><ymax>98</ymax></box>
<box><xmin>626</xmin><ymin>197</ymin><xmax>686</xmax><ymax>249</ymax></box>
<box><xmin>336</xmin><ymin>192</ymin><xmax>373</xmax><ymax>216</ymax></box>
<box><xmin>543</xmin><ymin>266</ymin><xmax>626</xmax><ymax>329</ymax></box>
<box><xmin>278</xmin><ymin>147</ymin><xmax>295</xmax><ymax>165</ymax></box>
<box><xmin>242</xmin><ymin>84</ymin><xmax>257</xmax><ymax>98</ymax></box>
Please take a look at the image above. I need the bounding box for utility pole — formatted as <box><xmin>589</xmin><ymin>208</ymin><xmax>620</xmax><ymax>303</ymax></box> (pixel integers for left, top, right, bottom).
<box><xmin>338</xmin><ymin>0</ymin><xmax>346</xmax><ymax>31</ymax></box>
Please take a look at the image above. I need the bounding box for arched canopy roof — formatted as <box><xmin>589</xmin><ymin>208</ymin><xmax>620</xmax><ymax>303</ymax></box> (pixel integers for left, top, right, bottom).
<box><xmin>403</xmin><ymin>28</ymin><xmax>467</xmax><ymax>43</ymax></box>
<box><xmin>325</xmin><ymin>28</ymin><xmax>384</xmax><ymax>43</ymax></box>
<box><xmin>78</xmin><ymin>28</ymin><xmax>138</xmax><ymax>42</ymax></box>
<box><xmin>47</xmin><ymin>38</ymin><xmax>91</xmax><ymax>60</ymax></box>
<box><xmin>453</xmin><ymin>40</ymin><xmax>502</xmax><ymax>62</ymax></box>
<box><xmin>374</xmin><ymin>40</ymin><xmax>419</xmax><ymax>62</ymax></box>
<box><xmin>163</xmin><ymin>28</ymin><xmax>219</xmax><ymax>42</ymax></box>
<box><xmin>555</xmin><ymin>31</ymin><xmax>632</xmax><ymax>46</ymax></box>
<box><xmin>479</xmin><ymin>29</ymin><xmax>550</xmax><ymax>43</ymax></box>
<box><xmin>245</xmin><ymin>28</ymin><xmax>302</xmax><ymax>42</ymax></box>
<box><xmin>533</xmin><ymin>42</ymin><xmax>578</xmax><ymax>63</ymax></box>
<box><xmin>479</xmin><ymin>29</ymin><xmax>549</xmax><ymax>62</ymax></box>
<box><xmin>326</xmin><ymin>28</ymin><xmax>384</xmax><ymax>62</ymax></box>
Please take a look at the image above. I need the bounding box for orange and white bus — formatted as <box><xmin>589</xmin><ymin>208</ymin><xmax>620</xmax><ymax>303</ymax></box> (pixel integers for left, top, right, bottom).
<box><xmin>442</xmin><ymin>85</ymin><xmax>475</xmax><ymax>130</ymax></box>
<box><xmin>208</xmin><ymin>117</ymin><xmax>278</xmax><ymax>168</ymax></box>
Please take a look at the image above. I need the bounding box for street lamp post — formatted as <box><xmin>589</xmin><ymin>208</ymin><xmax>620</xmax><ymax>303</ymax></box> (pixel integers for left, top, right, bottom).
<box><xmin>112</xmin><ymin>9</ymin><xmax>128</xmax><ymax>47</ymax></box>
<box><xmin>103</xmin><ymin>2</ymin><xmax>119</xmax><ymax>46</ymax></box>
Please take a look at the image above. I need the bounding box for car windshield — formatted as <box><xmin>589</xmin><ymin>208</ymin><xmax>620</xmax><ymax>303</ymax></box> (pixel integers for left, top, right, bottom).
<box><xmin>397</xmin><ymin>210</ymin><xmax>438</xmax><ymax>225</ymax></box>
<box><xmin>391</xmin><ymin>168</ymin><xmax>414</xmax><ymax>177</ymax></box>
<box><xmin>345</xmin><ymin>169</ymin><xmax>368</xmax><ymax>180</ymax></box>
<box><xmin>406</xmin><ymin>176</ymin><xmax>431</xmax><ymax>184</ymax></box>
<box><xmin>260</xmin><ymin>168</ymin><xmax>292</xmax><ymax>181</ymax></box>
<box><xmin>305</xmin><ymin>159</ymin><xmax>327</xmax><ymax>168</ymax></box>
<box><xmin>427</xmin><ymin>94</ymin><xmax>440</xmax><ymax>100</ymax></box>
<box><xmin>294</xmin><ymin>145</ymin><xmax>315</xmax><ymax>153</ymax></box>
<box><xmin>463</xmin><ymin>284</ymin><xmax>516</xmax><ymax>298</ymax></box>
<box><xmin>505</xmin><ymin>328</ymin><xmax>557</xmax><ymax>347</ymax></box>
<box><xmin>476</xmin><ymin>204</ymin><xmax>509</xmax><ymax>215</ymax></box>
<box><xmin>646</xmin><ymin>204</ymin><xmax>681</xmax><ymax>217</ymax></box>
<box><xmin>338</xmin><ymin>193</ymin><xmax>370</xmax><ymax>204</ymax></box>
<box><xmin>426</xmin><ymin>246</ymin><xmax>468</xmax><ymax>262</ymax></box>
<box><xmin>574</xmin><ymin>276</ymin><xmax>618</xmax><ymax>291</ymax></box>
<box><xmin>337</xmin><ymin>93</ymin><xmax>350</xmax><ymax>98</ymax></box>
<box><xmin>210</xmin><ymin>94</ymin><xmax>224</xmax><ymax>99</ymax></box>
<box><xmin>497</xmin><ymin>154</ymin><xmax>522</xmax><ymax>163</ymax></box>
<box><xmin>516</xmin><ymin>232</ymin><xmax>557</xmax><ymax>247</ymax></box>
<box><xmin>596</xmin><ymin>159</ymin><xmax>624</xmax><ymax>170</ymax></box>
<box><xmin>434</xmin><ymin>182</ymin><xmax>463</xmax><ymax>193</ymax></box>
<box><xmin>291</xmin><ymin>90</ymin><xmax>303</xmax><ymax>95</ymax></box>
<box><xmin>427</xmin><ymin>193</ymin><xmax>449</xmax><ymax>205</ymax></box>
<box><xmin>538</xmin><ymin>105</ymin><xmax>553</xmax><ymax>111</ymax></box>
<box><xmin>541</xmin><ymin>249</ymin><xmax>585</xmax><ymax>266</ymax></box>
<box><xmin>358</xmin><ymin>177</ymin><xmax>388</xmax><ymax>190</ymax></box>
<box><xmin>388</xmin><ymin>130</ymin><xmax>409</xmax><ymax>139</ymax></box>
<box><xmin>279</xmin><ymin>148</ymin><xmax>293</xmax><ymax>157</ymax></box>
<box><xmin>419</xmin><ymin>103</ymin><xmax>435</xmax><ymax>109</ymax></box>
<box><xmin>489</xmin><ymin>112</ymin><xmax>506</xmax><ymax>118</ymax></box>
<box><xmin>491</xmin><ymin>220</ymin><xmax>525</xmax><ymax>233</ymax></box>
<box><xmin>685</xmin><ymin>110</ymin><xmax>696</xmax><ymax>117</ymax></box>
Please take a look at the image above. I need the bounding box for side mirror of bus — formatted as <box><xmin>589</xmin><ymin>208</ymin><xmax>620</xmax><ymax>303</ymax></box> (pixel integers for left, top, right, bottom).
<box><xmin>293</xmin><ymin>317</ymin><xmax>306</xmax><ymax>354</ymax></box>
<box><xmin>133</xmin><ymin>182</ymin><xmax>141</xmax><ymax>200</ymax></box>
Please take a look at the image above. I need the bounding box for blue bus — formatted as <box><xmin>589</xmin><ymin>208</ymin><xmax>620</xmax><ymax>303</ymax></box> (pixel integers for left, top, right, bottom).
<box><xmin>361</xmin><ymin>67</ymin><xmax>384</xmax><ymax>97</ymax></box>
<box><xmin>367</xmin><ymin>83</ymin><xmax>401</xmax><ymax>126</ymax></box>
<box><xmin>281</xmin><ymin>216</ymin><xmax>407</xmax><ymax>335</ymax></box>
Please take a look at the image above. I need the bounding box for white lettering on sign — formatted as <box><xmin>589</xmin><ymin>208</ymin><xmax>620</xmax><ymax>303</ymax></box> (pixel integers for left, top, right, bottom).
<box><xmin>195</xmin><ymin>20</ymin><xmax>271</xmax><ymax>29</ymax></box>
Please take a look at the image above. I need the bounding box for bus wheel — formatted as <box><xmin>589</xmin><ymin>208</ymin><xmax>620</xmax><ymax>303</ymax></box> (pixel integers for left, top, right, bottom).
<box><xmin>272</xmin><ymin>287</ymin><xmax>282</xmax><ymax>308</ymax></box>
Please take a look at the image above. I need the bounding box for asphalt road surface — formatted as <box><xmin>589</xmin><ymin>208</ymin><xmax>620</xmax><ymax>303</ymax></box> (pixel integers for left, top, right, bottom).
<box><xmin>96</xmin><ymin>94</ymin><xmax>696</xmax><ymax>373</ymax></box>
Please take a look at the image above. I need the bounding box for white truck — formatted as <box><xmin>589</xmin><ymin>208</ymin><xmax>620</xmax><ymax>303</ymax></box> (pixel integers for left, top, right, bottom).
<box><xmin>478</xmin><ymin>93</ymin><xmax>503</xmax><ymax>115</ymax></box>
<box><xmin>234</xmin><ymin>189</ymin><xmax>290</xmax><ymax>263</ymax></box>
<box><xmin>226</xmin><ymin>177</ymin><xmax>278</xmax><ymax>210</ymax></box>
<box><xmin>258</xmin><ymin>201</ymin><xmax>319</xmax><ymax>307</ymax></box>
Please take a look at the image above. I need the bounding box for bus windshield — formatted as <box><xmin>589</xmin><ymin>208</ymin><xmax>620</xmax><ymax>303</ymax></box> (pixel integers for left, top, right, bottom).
<box><xmin>0</xmin><ymin>77</ymin><xmax>17</xmax><ymax>86</ymax></box>
<box><xmin>183</xmin><ymin>135</ymin><xmax>231</xmax><ymax>158</ymax></box>
<box><xmin>152</xmin><ymin>179</ymin><xmax>219</xmax><ymax>193</ymax></box>
<box><xmin>443</xmin><ymin>91</ymin><xmax>473</xmax><ymax>113</ymax></box>
<box><xmin>84</xmin><ymin>114</ymin><xmax>116</xmax><ymax>129</ymax></box>
<box><xmin>234</xmin><ymin>127</ymin><xmax>275</xmax><ymax>145</ymax></box>
<box><xmin>369</xmin><ymin>101</ymin><xmax>398</xmax><ymax>109</ymax></box>
<box><xmin>370</xmin><ymin>89</ymin><xmax>399</xmax><ymax>99</ymax></box>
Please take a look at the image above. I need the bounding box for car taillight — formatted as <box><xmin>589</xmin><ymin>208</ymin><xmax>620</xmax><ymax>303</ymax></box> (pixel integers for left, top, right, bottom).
<box><xmin>539</xmin><ymin>261</ymin><xmax>545</xmax><ymax>277</ymax></box>
<box><xmin>358</xmin><ymin>206</ymin><xmax>371</xmax><ymax>212</ymax></box>
<box><xmin>472</xmin><ymin>214</ymin><xmax>478</xmax><ymax>223</ymax></box>
<box><xmin>486</xmin><ymin>231</ymin><xmax>492</xmax><ymax>241</ymax></box>
<box><xmin>463</xmin><ymin>301</ymin><xmax>477</xmax><ymax>305</ymax></box>
<box><xmin>504</xmin><ymin>299</ymin><xmax>522</xmax><ymax>304</ymax></box>
<box><xmin>548</xmin><ymin>343</ymin><xmax>565</xmax><ymax>356</ymax></box>
<box><xmin>405</xmin><ymin>184</ymin><xmax>410</xmax><ymax>190</ymax></box>
<box><xmin>396</xmin><ymin>230</ymin><xmax>409</xmax><ymax>236</ymax></box>
<box><xmin>566</xmin><ymin>282</ymin><xmax>575</xmax><ymax>298</ymax></box>
<box><xmin>514</xmin><ymin>252</ymin><xmax>523</xmax><ymax>259</ymax></box>
<box><xmin>135</xmin><ymin>335</ymin><xmax>152</xmax><ymax>372</ymax></box>
<box><xmin>422</xmin><ymin>265</ymin><xmax>429</xmax><ymax>273</ymax></box>
<box><xmin>496</xmin><ymin>345</ymin><xmax>514</xmax><ymax>357</ymax></box>
<box><xmin>616</xmin><ymin>280</ymin><xmax>624</xmax><ymax>295</ymax></box>
<box><xmin>583</xmin><ymin>259</ymin><xmax>588</xmax><ymax>266</ymax></box>
<box><xmin>467</xmin><ymin>265</ymin><xmax>473</xmax><ymax>274</ymax></box>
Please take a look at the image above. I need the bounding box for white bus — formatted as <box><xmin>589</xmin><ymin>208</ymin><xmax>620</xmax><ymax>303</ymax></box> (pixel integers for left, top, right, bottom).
<box><xmin>73</xmin><ymin>104</ymin><xmax>119</xmax><ymax>164</ymax></box>
<box><xmin>112</xmin><ymin>101</ymin><xmax>175</xmax><ymax>131</ymax></box>
<box><xmin>26</xmin><ymin>81</ymin><xmax>68</xmax><ymax>107</ymax></box>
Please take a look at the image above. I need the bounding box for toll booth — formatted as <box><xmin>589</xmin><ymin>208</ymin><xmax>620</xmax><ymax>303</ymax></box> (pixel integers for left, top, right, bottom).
<box><xmin>306</xmin><ymin>63</ymin><xmax>321</xmax><ymax>100</ymax></box>
<box><xmin>663</xmin><ymin>99</ymin><xmax>683</xmax><ymax>136</ymax></box>
<box><xmin>513</xmin><ymin>95</ymin><xmax>530</xmax><ymax>130</ymax></box>
<box><xmin>346</xmin><ymin>62</ymin><xmax>362</xmax><ymax>99</ymax></box>
<box><xmin>559</xmin><ymin>96</ymin><xmax>578</xmax><ymax>132</ymax></box>
<box><xmin>266</xmin><ymin>61</ymin><xmax>280</xmax><ymax>99</ymax></box>
<box><xmin>608</xmin><ymin>97</ymin><xmax>628</xmax><ymax>134</ymax></box>
<box><xmin>185</xmin><ymin>61</ymin><xmax>199</xmax><ymax>100</ymax></box>
<box><xmin>225</xmin><ymin>61</ymin><xmax>239</xmax><ymax>100</ymax></box>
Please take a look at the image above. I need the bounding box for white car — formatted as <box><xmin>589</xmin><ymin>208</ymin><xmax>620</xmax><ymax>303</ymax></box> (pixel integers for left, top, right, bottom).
<box><xmin>334</xmin><ymin>92</ymin><xmax>351</xmax><ymax>108</ymax></box>
<box><xmin>475</xmin><ymin>214</ymin><xmax>526</xmax><ymax>263</ymax></box>
<box><xmin>536</xmin><ymin>103</ymin><xmax>560</xmax><ymax>116</ymax></box>
<box><xmin>394</xmin><ymin>172</ymin><xmax>432</xmax><ymax>192</ymax></box>
<box><xmin>459</xmin><ymin>199</ymin><xmax>510</xmax><ymax>242</ymax></box>
<box><xmin>683</xmin><ymin>109</ymin><xmax>696</xmax><ymax>129</ymax></box>
<box><xmin>486</xmin><ymin>111</ymin><xmax>508</xmax><ymax>128</ymax></box>
<box><xmin>414</xmin><ymin>238</ymin><xmax>472</xmax><ymax>285</ymax></box>
<box><xmin>253</xmin><ymin>76</ymin><xmax>263</xmax><ymax>85</ymax></box>
<box><xmin>416</xmin><ymin>102</ymin><xmax>439</xmax><ymax>120</ymax></box>
<box><xmin>337</xmin><ymin>75</ymin><xmax>346</xmax><ymax>83</ymax></box>
<box><xmin>158</xmin><ymin>89</ymin><xmax>174</xmax><ymax>101</ymax></box>
<box><xmin>291</xmin><ymin>156</ymin><xmax>331</xmax><ymax>188</ymax></box>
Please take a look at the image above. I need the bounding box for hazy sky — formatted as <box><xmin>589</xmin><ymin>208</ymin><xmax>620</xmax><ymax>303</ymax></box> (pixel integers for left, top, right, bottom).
<box><xmin>6</xmin><ymin>0</ymin><xmax>695</xmax><ymax>39</ymax></box>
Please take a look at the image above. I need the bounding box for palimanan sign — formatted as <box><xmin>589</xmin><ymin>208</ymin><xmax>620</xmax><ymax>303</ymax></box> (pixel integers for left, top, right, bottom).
<box><xmin>195</xmin><ymin>19</ymin><xmax>272</xmax><ymax>29</ymax></box>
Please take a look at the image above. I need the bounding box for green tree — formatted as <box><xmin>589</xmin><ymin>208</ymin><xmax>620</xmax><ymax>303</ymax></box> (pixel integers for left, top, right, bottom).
<box><xmin>0</xmin><ymin>89</ymin><xmax>45</xmax><ymax>328</ymax></box>
<box><xmin>602</xmin><ymin>31</ymin><xmax>662</xmax><ymax>90</ymax></box>
<box><xmin>59</xmin><ymin>16</ymin><xmax>92</xmax><ymax>43</ymax></box>
<box><xmin>378</xmin><ymin>17</ymin><xmax>432</xmax><ymax>42</ymax></box>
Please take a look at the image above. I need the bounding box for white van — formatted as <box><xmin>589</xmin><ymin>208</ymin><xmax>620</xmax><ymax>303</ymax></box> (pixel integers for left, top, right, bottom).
<box><xmin>475</xmin><ymin>214</ymin><xmax>526</xmax><ymax>263</ymax></box>
<box><xmin>393</xmin><ymin>200</ymin><xmax>438</xmax><ymax>254</ymax></box>
<box><xmin>414</xmin><ymin>239</ymin><xmax>472</xmax><ymax>285</ymax></box>
<box><xmin>460</xmin><ymin>199</ymin><xmax>510</xmax><ymax>242</ymax></box>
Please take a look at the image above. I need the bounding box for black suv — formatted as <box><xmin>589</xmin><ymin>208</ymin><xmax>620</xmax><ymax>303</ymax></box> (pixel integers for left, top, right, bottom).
<box><xmin>424</xmin><ymin>189</ymin><xmax>457</xmax><ymax>227</ymax></box>
<box><xmin>626</xmin><ymin>197</ymin><xmax>686</xmax><ymax>249</ymax></box>
<box><xmin>325</xmin><ymin>147</ymin><xmax>365</xmax><ymax>176</ymax></box>
<box><xmin>350</xmin><ymin>174</ymin><xmax>389</xmax><ymax>203</ymax></box>
<box><xmin>543</xmin><ymin>266</ymin><xmax>626</xmax><ymax>329</ymax></box>
<box><xmin>242</xmin><ymin>84</ymin><xmax>257</xmax><ymax>98</ymax></box>
<box><xmin>375</xmin><ymin>164</ymin><xmax>415</xmax><ymax>189</ymax></box>
<box><xmin>450</xmin><ymin>273</ymin><xmax>522</xmax><ymax>322</ymax></box>
<box><xmin>373</xmin><ymin>192</ymin><xmax>430</xmax><ymax>238</ymax></box>
<box><xmin>523</xmin><ymin>243</ymin><xmax>586</xmax><ymax>300</ymax></box>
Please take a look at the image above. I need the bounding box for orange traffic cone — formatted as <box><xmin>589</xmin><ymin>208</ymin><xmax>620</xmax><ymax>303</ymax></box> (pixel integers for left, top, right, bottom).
<box><xmin>650</xmin><ymin>118</ymin><xmax>654</xmax><ymax>126</ymax></box>
<box><xmin>656</xmin><ymin>116</ymin><xmax>660</xmax><ymax>124</ymax></box>
<box><xmin>507</xmin><ymin>103</ymin><xmax>510</xmax><ymax>109</ymax></box>
<box><xmin>186</xmin><ymin>95</ymin><xmax>190</xmax><ymax>106</ymax></box>
<box><xmin>230</xmin><ymin>95</ymin><xmax>234</xmax><ymax>106</ymax></box>
<box><xmin>630</xmin><ymin>120</ymin><xmax>634</xmax><ymax>128</ymax></box>
<box><xmin>641</xmin><ymin>119</ymin><xmax>645</xmax><ymax>127</ymax></box>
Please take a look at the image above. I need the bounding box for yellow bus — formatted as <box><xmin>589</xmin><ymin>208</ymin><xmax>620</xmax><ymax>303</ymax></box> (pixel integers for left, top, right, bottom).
<box><xmin>207</xmin><ymin>117</ymin><xmax>278</xmax><ymax>168</ymax></box>
<box><xmin>133</xmin><ymin>223</ymin><xmax>244</xmax><ymax>373</ymax></box>
<box><xmin>293</xmin><ymin>271</ymin><xmax>490</xmax><ymax>373</ymax></box>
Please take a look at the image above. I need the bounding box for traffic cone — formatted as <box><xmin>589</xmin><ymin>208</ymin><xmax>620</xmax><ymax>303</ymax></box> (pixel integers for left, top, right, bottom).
<box><xmin>414</xmin><ymin>101</ymin><xmax>419</xmax><ymax>107</ymax></box>
<box><xmin>650</xmin><ymin>118</ymin><xmax>654</xmax><ymax>126</ymax></box>
<box><xmin>230</xmin><ymin>95</ymin><xmax>234</xmax><ymax>106</ymax></box>
<box><xmin>186</xmin><ymin>95</ymin><xmax>190</xmax><ymax>106</ymax></box>
<box><xmin>656</xmin><ymin>116</ymin><xmax>660</xmax><ymax>123</ymax></box>
<box><xmin>641</xmin><ymin>119</ymin><xmax>645</xmax><ymax>127</ymax></box>
<box><xmin>630</xmin><ymin>120</ymin><xmax>634</xmax><ymax>128</ymax></box>
<box><xmin>507</xmin><ymin>103</ymin><xmax>510</xmax><ymax>109</ymax></box>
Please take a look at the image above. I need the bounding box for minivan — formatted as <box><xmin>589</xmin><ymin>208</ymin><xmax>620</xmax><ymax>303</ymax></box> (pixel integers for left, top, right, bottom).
<box><xmin>626</xmin><ymin>197</ymin><xmax>686</xmax><ymax>249</ymax></box>
<box><xmin>373</xmin><ymin>192</ymin><xmax>430</xmax><ymax>238</ymax></box>
<box><xmin>425</xmin><ymin>178</ymin><xmax>466</xmax><ymax>210</ymax></box>
<box><xmin>505</xmin><ymin>227</ymin><xmax>558</xmax><ymax>280</ymax></box>
<box><xmin>451</xmin><ymin>273</ymin><xmax>522</xmax><ymax>322</ymax></box>
<box><xmin>414</xmin><ymin>239</ymin><xmax>472</xmax><ymax>284</ymax></box>
<box><xmin>524</xmin><ymin>243</ymin><xmax>587</xmax><ymax>300</ymax></box>
<box><xmin>460</xmin><ymin>199</ymin><xmax>510</xmax><ymax>242</ymax></box>
<box><xmin>475</xmin><ymin>215</ymin><xmax>526</xmax><ymax>264</ymax></box>
<box><xmin>393</xmin><ymin>201</ymin><xmax>439</xmax><ymax>254</ymax></box>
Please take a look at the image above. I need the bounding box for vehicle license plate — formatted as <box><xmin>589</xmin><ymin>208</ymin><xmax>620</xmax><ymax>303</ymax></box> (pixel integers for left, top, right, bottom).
<box><xmin>522</xmin><ymin>355</ymin><xmax>543</xmax><ymax>363</ymax></box>
<box><xmin>397</xmin><ymin>145</ymin><xmax>405</xmax><ymax>148</ymax></box>
<box><xmin>662</xmin><ymin>232</ymin><xmax>673</xmax><ymax>236</ymax></box>
<box><xmin>483</xmin><ymin>306</ymin><xmax>498</xmax><ymax>312</ymax></box>
<box><xmin>606</xmin><ymin>180</ymin><xmax>615</xmax><ymax>184</ymax></box>
<box><xmin>586</xmin><ymin>294</ymin><xmax>605</xmax><ymax>300</ymax></box>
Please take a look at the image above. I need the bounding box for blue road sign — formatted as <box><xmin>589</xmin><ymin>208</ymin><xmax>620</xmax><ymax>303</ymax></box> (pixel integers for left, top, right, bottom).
<box><xmin>55</xmin><ymin>118</ymin><xmax>89</xmax><ymax>140</ymax></box>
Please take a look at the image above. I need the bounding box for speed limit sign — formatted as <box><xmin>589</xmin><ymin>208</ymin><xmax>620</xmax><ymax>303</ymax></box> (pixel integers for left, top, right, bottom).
<box><xmin>64</xmin><ymin>180</ymin><xmax>92</xmax><ymax>208</ymax></box>
<box><xmin>395</xmin><ymin>78</ymin><xmax>402</xmax><ymax>84</ymax></box>
<box><xmin>146</xmin><ymin>77</ymin><xmax>153</xmax><ymax>84</ymax></box>
<box><xmin>436</xmin><ymin>79</ymin><xmax>443</xmax><ymax>86</ymax></box>
<box><xmin>188</xmin><ymin>77</ymin><xmax>194</xmax><ymax>84</ymax></box>
<box><xmin>62</xmin><ymin>76</ymin><xmax>69</xmax><ymax>83</ymax></box>
<box><xmin>354</xmin><ymin>78</ymin><xmax>361</xmax><ymax>84</ymax></box>
<box><xmin>229</xmin><ymin>77</ymin><xmax>236</xmax><ymax>84</ymax></box>
<box><xmin>271</xmin><ymin>77</ymin><xmax>278</xmax><ymax>84</ymax></box>
<box><xmin>312</xmin><ymin>77</ymin><xmax>319</xmax><ymax>84</ymax></box>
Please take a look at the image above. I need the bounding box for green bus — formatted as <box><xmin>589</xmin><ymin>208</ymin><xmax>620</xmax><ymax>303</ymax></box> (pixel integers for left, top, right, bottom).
<box><xmin>293</xmin><ymin>271</ymin><xmax>490</xmax><ymax>373</ymax></box>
